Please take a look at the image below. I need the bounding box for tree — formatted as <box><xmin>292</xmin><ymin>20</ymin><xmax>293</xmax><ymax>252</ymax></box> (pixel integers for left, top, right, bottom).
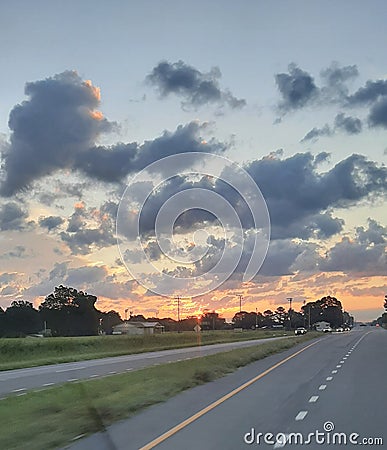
<box><xmin>100</xmin><ymin>310</ymin><xmax>122</xmax><ymax>334</ymax></box>
<box><xmin>273</xmin><ymin>306</ymin><xmax>288</xmax><ymax>326</ymax></box>
<box><xmin>3</xmin><ymin>301</ymin><xmax>42</xmax><ymax>337</ymax></box>
<box><xmin>232</xmin><ymin>311</ymin><xmax>263</xmax><ymax>329</ymax></box>
<box><xmin>39</xmin><ymin>285</ymin><xmax>99</xmax><ymax>336</ymax></box>
<box><xmin>179</xmin><ymin>316</ymin><xmax>200</xmax><ymax>331</ymax></box>
<box><xmin>200</xmin><ymin>311</ymin><xmax>226</xmax><ymax>330</ymax></box>
<box><xmin>302</xmin><ymin>295</ymin><xmax>344</xmax><ymax>328</ymax></box>
<box><xmin>263</xmin><ymin>310</ymin><xmax>274</xmax><ymax>327</ymax></box>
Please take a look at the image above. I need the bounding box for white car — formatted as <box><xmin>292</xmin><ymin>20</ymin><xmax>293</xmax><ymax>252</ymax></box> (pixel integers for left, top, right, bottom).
<box><xmin>295</xmin><ymin>327</ymin><xmax>307</xmax><ymax>335</ymax></box>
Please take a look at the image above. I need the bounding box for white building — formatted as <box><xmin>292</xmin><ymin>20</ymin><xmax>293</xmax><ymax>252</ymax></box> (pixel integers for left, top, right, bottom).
<box><xmin>112</xmin><ymin>321</ymin><xmax>164</xmax><ymax>335</ymax></box>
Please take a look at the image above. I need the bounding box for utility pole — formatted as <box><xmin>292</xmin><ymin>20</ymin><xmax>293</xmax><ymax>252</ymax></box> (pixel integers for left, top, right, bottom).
<box><xmin>175</xmin><ymin>296</ymin><xmax>181</xmax><ymax>332</ymax></box>
<box><xmin>237</xmin><ymin>294</ymin><xmax>243</xmax><ymax>313</ymax></box>
<box><xmin>255</xmin><ymin>307</ymin><xmax>258</xmax><ymax>329</ymax></box>
<box><xmin>287</xmin><ymin>297</ymin><xmax>293</xmax><ymax>329</ymax></box>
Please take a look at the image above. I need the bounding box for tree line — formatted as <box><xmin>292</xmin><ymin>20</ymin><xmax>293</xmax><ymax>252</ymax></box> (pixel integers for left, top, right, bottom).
<box><xmin>0</xmin><ymin>285</ymin><xmax>353</xmax><ymax>337</ymax></box>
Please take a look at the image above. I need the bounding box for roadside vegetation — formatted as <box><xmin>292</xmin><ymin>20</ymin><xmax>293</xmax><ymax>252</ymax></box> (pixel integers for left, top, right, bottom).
<box><xmin>0</xmin><ymin>329</ymin><xmax>294</xmax><ymax>371</ymax></box>
<box><xmin>0</xmin><ymin>334</ymin><xmax>318</xmax><ymax>450</ymax></box>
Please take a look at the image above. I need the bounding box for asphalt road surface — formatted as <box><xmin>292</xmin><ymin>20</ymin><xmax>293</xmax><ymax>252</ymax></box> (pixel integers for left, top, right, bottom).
<box><xmin>67</xmin><ymin>327</ymin><xmax>386</xmax><ymax>450</ymax></box>
<box><xmin>0</xmin><ymin>335</ymin><xmax>291</xmax><ymax>398</ymax></box>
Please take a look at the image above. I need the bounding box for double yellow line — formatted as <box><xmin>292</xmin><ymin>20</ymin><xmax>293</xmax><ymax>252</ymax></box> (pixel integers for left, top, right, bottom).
<box><xmin>140</xmin><ymin>338</ymin><xmax>323</xmax><ymax>449</ymax></box>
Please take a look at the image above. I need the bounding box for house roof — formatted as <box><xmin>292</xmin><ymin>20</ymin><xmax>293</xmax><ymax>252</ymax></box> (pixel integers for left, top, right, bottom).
<box><xmin>113</xmin><ymin>321</ymin><xmax>164</xmax><ymax>330</ymax></box>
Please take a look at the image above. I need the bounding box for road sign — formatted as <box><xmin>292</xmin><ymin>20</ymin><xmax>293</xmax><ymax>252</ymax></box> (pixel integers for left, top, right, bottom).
<box><xmin>194</xmin><ymin>324</ymin><xmax>201</xmax><ymax>333</ymax></box>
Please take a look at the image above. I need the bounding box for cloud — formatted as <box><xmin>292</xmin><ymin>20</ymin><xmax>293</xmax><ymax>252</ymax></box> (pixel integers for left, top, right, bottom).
<box><xmin>38</xmin><ymin>215</ymin><xmax>64</xmax><ymax>231</ymax></box>
<box><xmin>0</xmin><ymin>202</ymin><xmax>29</xmax><ymax>230</ymax></box>
<box><xmin>334</xmin><ymin>113</ymin><xmax>362</xmax><ymax>134</ymax></box>
<box><xmin>0</xmin><ymin>273</ymin><xmax>18</xmax><ymax>284</ymax></box>
<box><xmin>319</xmin><ymin>219</ymin><xmax>387</xmax><ymax>275</ymax></box>
<box><xmin>301</xmin><ymin>125</ymin><xmax>333</xmax><ymax>142</ymax></box>
<box><xmin>275</xmin><ymin>63</ymin><xmax>318</xmax><ymax>112</ymax></box>
<box><xmin>301</xmin><ymin>113</ymin><xmax>362</xmax><ymax>142</ymax></box>
<box><xmin>59</xmin><ymin>201</ymin><xmax>117</xmax><ymax>255</ymax></box>
<box><xmin>368</xmin><ymin>96</ymin><xmax>387</xmax><ymax>128</ymax></box>
<box><xmin>1</xmin><ymin>71</ymin><xmax>114</xmax><ymax>196</ymax></box>
<box><xmin>146</xmin><ymin>60</ymin><xmax>246</xmax><ymax>109</ymax></box>
<box><xmin>25</xmin><ymin>262</ymin><xmax>138</xmax><ymax>302</ymax></box>
<box><xmin>347</xmin><ymin>79</ymin><xmax>387</xmax><ymax>106</ymax></box>
<box><xmin>246</xmin><ymin>152</ymin><xmax>385</xmax><ymax>239</ymax></box>
<box><xmin>0</xmin><ymin>69</ymin><xmax>226</xmax><ymax>193</ymax></box>
<box><xmin>120</xmin><ymin>151</ymin><xmax>385</xmax><ymax>244</ymax></box>
<box><xmin>320</xmin><ymin>62</ymin><xmax>359</xmax><ymax>101</ymax></box>
<box><xmin>0</xmin><ymin>245</ymin><xmax>27</xmax><ymax>259</ymax></box>
<box><xmin>65</xmin><ymin>265</ymin><xmax>107</xmax><ymax>286</ymax></box>
<box><xmin>77</xmin><ymin>121</ymin><xmax>227</xmax><ymax>183</ymax></box>
<box><xmin>276</xmin><ymin>62</ymin><xmax>359</xmax><ymax>115</ymax></box>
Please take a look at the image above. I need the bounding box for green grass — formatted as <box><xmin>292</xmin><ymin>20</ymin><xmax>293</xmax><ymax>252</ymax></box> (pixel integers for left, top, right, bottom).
<box><xmin>0</xmin><ymin>330</ymin><xmax>294</xmax><ymax>371</ymax></box>
<box><xmin>0</xmin><ymin>334</ymin><xmax>319</xmax><ymax>450</ymax></box>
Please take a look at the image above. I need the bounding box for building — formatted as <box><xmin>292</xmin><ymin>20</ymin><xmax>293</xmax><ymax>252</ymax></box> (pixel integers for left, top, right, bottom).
<box><xmin>112</xmin><ymin>321</ymin><xmax>164</xmax><ymax>335</ymax></box>
<box><xmin>314</xmin><ymin>321</ymin><xmax>331</xmax><ymax>331</ymax></box>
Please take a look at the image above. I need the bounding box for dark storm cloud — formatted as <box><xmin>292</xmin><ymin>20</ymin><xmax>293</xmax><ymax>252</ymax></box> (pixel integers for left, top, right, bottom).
<box><xmin>245</xmin><ymin>153</ymin><xmax>386</xmax><ymax>239</ymax></box>
<box><xmin>146</xmin><ymin>60</ymin><xmax>246</xmax><ymax>109</ymax></box>
<box><xmin>38</xmin><ymin>215</ymin><xmax>64</xmax><ymax>231</ymax></box>
<box><xmin>0</xmin><ymin>70</ymin><xmax>226</xmax><ymax>194</ymax></box>
<box><xmin>76</xmin><ymin>121</ymin><xmax>227</xmax><ymax>182</ymax></box>
<box><xmin>0</xmin><ymin>71</ymin><xmax>114</xmax><ymax>196</ymax></box>
<box><xmin>0</xmin><ymin>202</ymin><xmax>28</xmax><ymax>230</ymax></box>
<box><xmin>334</xmin><ymin>113</ymin><xmax>362</xmax><ymax>134</ymax></box>
<box><xmin>126</xmin><ymin>152</ymin><xmax>385</xmax><ymax>243</ymax></box>
<box><xmin>368</xmin><ymin>96</ymin><xmax>387</xmax><ymax>128</ymax></box>
<box><xmin>346</xmin><ymin>79</ymin><xmax>387</xmax><ymax>106</ymax></box>
<box><xmin>275</xmin><ymin>63</ymin><xmax>318</xmax><ymax>112</ymax></box>
<box><xmin>276</xmin><ymin>62</ymin><xmax>359</xmax><ymax>114</ymax></box>
<box><xmin>275</xmin><ymin>62</ymin><xmax>387</xmax><ymax>137</ymax></box>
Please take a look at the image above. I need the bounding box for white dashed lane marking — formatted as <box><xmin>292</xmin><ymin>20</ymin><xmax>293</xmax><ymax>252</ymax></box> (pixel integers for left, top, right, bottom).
<box><xmin>56</xmin><ymin>367</ymin><xmax>86</xmax><ymax>373</ymax></box>
<box><xmin>309</xmin><ymin>396</ymin><xmax>319</xmax><ymax>403</ymax></box>
<box><xmin>295</xmin><ymin>411</ymin><xmax>308</xmax><ymax>421</ymax></box>
<box><xmin>319</xmin><ymin>385</ymin><xmax>327</xmax><ymax>391</ymax></box>
<box><xmin>332</xmin><ymin>370</ymin><xmax>338</xmax><ymax>374</ymax></box>
<box><xmin>326</xmin><ymin>377</ymin><xmax>333</xmax><ymax>381</ymax></box>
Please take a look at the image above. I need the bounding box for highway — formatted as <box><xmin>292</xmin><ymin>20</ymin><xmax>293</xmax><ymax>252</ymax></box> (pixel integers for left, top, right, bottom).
<box><xmin>67</xmin><ymin>327</ymin><xmax>386</xmax><ymax>450</ymax></box>
<box><xmin>0</xmin><ymin>335</ymin><xmax>291</xmax><ymax>398</ymax></box>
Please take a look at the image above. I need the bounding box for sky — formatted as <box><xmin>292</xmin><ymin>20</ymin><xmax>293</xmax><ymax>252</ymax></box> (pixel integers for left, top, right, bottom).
<box><xmin>0</xmin><ymin>0</ymin><xmax>386</xmax><ymax>322</ymax></box>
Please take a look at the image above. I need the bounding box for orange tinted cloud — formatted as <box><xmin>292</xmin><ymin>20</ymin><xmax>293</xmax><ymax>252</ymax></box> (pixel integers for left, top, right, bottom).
<box><xmin>89</xmin><ymin>110</ymin><xmax>104</xmax><ymax>121</ymax></box>
<box><xmin>84</xmin><ymin>79</ymin><xmax>101</xmax><ymax>101</ymax></box>
<box><xmin>74</xmin><ymin>201</ymin><xmax>86</xmax><ymax>210</ymax></box>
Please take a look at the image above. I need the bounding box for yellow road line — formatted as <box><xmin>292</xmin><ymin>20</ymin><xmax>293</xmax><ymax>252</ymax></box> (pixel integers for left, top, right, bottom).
<box><xmin>139</xmin><ymin>338</ymin><xmax>323</xmax><ymax>449</ymax></box>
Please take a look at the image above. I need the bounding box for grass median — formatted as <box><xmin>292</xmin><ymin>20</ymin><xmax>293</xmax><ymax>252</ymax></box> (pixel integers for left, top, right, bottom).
<box><xmin>0</xmin><ymin>330</ymin><xmax>294</xmax><ymax>371</ymax></box>
<box><xmin>0</xmin><ymin>333</ymin><xmax>319</xmax><ymax>450</ymax></box>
